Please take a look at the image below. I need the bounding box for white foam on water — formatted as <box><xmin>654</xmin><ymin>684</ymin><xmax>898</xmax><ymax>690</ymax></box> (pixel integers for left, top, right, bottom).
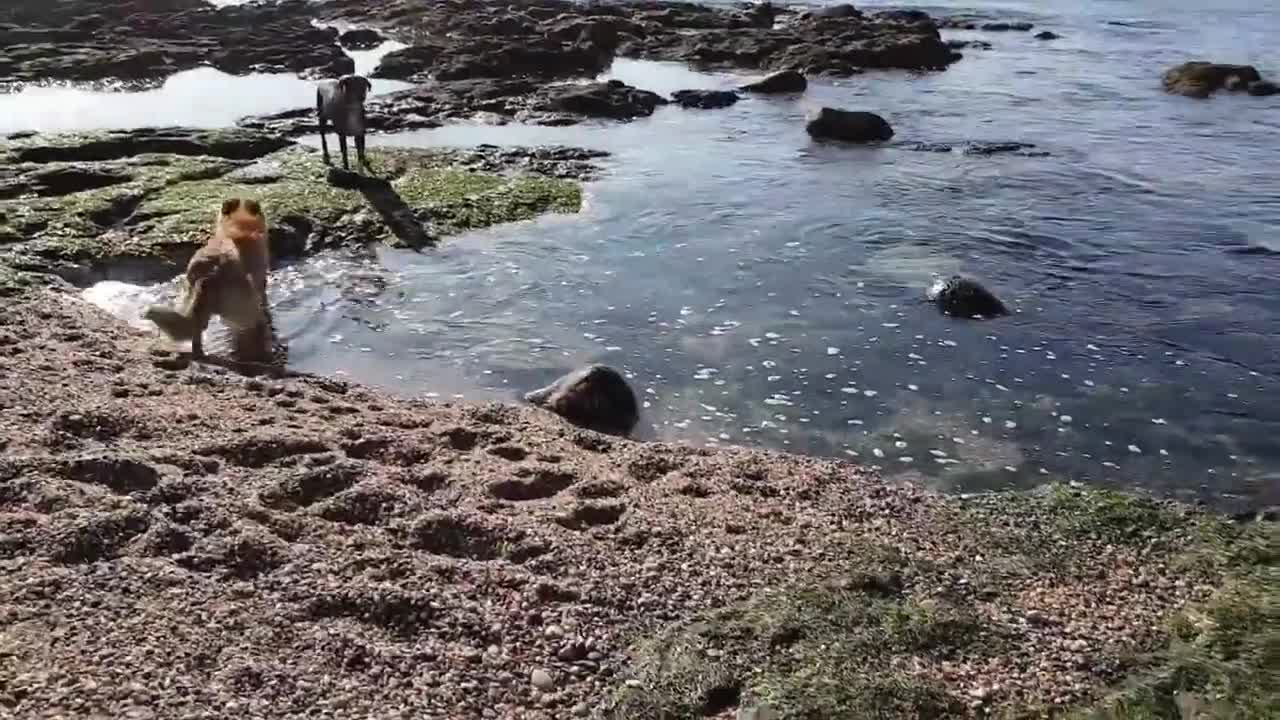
<box><xmin>80</xmin><ymin>280</ymin><xmax>174</xmax><ymax>331</ymax></box>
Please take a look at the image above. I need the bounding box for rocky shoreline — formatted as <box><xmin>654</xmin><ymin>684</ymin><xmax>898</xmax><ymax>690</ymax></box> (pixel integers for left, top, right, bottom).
<box><xmin>0</xmin><ymin>1</ymin><xmax>1276</xmax><ymax>718</ymax></box>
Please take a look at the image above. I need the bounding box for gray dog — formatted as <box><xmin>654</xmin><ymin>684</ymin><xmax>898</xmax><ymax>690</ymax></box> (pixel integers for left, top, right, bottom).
<box><xmin>316</xmin><ymin>74</ymin><xmax>372</xmax><ymax>171</ymax></box>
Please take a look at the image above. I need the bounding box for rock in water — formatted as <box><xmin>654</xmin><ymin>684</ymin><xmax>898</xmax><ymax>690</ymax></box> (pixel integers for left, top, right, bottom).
<box><xmin>805</xmin><ymin>108</ymin><xmax>894</xmax><ymax>143</ymax></box>
<box><xmin>524</xmin><ymin>365</ymin><xmax>640</xmax><ymax>437</ymax></box>
<box><xmin>1034</xmin><ymin>31</ymin><xmax>1061</xmax><ymax>40</ymax></box>
<box><xmin>815</xmin><ymin>4</ymin><xmax>862</xmax><ymax>19</ymax></box>
<box><xmin>1248</xmin><ymin>80</ymin><xmax>1279</xmax><ymax>96</ymax></box>
<box><xmin>740</xmin><ymin>70</ymin><xmax>807</xmax><ymax>94</ymax></box>
<box><xmin>339</xmin><ymin>28</ymin><xmax>384</xmax><ymax>51</ymax></box>
<box><xmin>1162</xmin><ymin>61</ymin><xmax>1263</xmax><ymax>98</ymax></box>
<box><xmin>928</xmin><ymin>276</ymin><xmax>1009</xmax><ymax>319</ymax></box>
<box><xmin>671</xmin><ymin>89</ymin><xmax>740</xmax><ymax>109</ymax></box>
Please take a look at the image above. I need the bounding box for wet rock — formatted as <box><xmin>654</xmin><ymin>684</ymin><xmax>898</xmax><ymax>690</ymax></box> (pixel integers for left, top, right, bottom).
<box><xmin>740</xmin><ymin>70</ymin><xmax>807</xmax><ymax>94</ymax></box>
<box><xmin>814</xmin><ymin>4</ymin><xmax>862</xmax><ymax>20</ymax></box>
<box><xmin>375</xmin><ymin>36</ymin><xmax>612</xmax><ymax>84</ymax></box>
<box><xmin>981</xmin><ymin>22</ymin><xmax>1034</xmax><ymax>32</ymax></box>
<box><xmin>0</xmin><ymin>0</ymin><xmax>352</xmax><ymax>84</ymax></box>
<box><xmin>524</xmin><ymin>365</ymin><xmax>640</xmax><ymax>437</ymax></box>
<box><xmin>671</xmin><ymin>89</ymin><xmax>740</xmax><ymax>109</ymax></box>
<box><xmin>338</xmin><ymin>28</ymin><xmax>384</xmax><ymax>51</ymax></box>
<box><xmin>622</xmin><ymin>4</ymin><xmax>957</xmax><ymax>75</ymax></box>
<box><xmin>1162</xmin><ymin>61</ymin><xmax>1264</xmax><ymax>98</ymax></box>
<box><xmin>897</xmin><ymin>141</ymin><xmax>1049</xmax><ymax>157</ymax></box>
<box><xmin>948</xmin><ymin>39</ymin><xmax>993</xmax><ymax>51</ymax></box>
<box><xmin>928</xmin><ymin>276</ymin><xmax>1009</xmax><ymax>319</ymax></box>
<box><xmin>10</xmin><ymin>128</ymin><xmax>293</xmax><ymax>164</ymax></box>
<box><xmin>536</xmin><ymin>80</ymin><xmax>667</xmax><ymax>121</ymax></box>
<box><xmin>805</xmin><ymin>108</ymin><xmax>894</xmax><ymax>143</ymax></box>
<box><xmin>1247</xmin><ymin>80</ymin><xmax>1279</xmax><ymax>96</ymax></box>
<box><xmin>1034</xmin><ymin>31</ymin><xmax>1062</xmax><ymax>40</ymax></box>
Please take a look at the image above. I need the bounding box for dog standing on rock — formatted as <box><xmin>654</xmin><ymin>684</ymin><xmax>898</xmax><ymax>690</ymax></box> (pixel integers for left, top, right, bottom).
<box><xmin>317</xmin><ymin>74</ymin><xmax>373</xmax><ymax>171</ymax></box>
<box><xmin>143</xmin><ymin>198</ymin><xmax>274</xmax><ymax>362</ymax></box>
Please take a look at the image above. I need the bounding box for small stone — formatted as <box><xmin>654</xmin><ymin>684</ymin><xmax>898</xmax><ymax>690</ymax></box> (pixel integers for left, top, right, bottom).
<box><xmin>556</xmin><ymin>642</ymin><xmax>586</xmax><ymax>662</ymax></box>
<box><xmin>530</xmin><ymin>669</ymin><xmax>555</xmax><ymax>691</ymax></box>
<box><xmin>544</xmin><ymin>624</ymin><xmax>565</xmax><ymax>640</ymax></box>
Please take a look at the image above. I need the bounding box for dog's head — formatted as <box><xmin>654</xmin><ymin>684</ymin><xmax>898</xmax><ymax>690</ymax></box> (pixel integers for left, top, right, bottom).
<box><xmin>338</xmin><ymin>74</ymin><xmax>373</xmax><ymax>103</ymax></box>
<box><xmin>218</xmin><ymin>197</ymin><xmax>267</xmax><ymax>237</ymax></box>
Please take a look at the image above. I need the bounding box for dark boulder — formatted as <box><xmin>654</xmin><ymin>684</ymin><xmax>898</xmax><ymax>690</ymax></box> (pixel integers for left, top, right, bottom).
<box><xmin>814</xmin><ymin>4</ymin><xmax>862</xmax><ymax>20</ymax></box>
<box><xmin>928</xmin><ymin>276</ymin><xmax>1009</xmax><ymax>319</ymax></box>
<box><xmin>1034</xmin><ymin>31</ymin><xmax>1061</xmax><ymax>40</ymax></box>
<box><xmin>671</xmin><ymin>89</ymin><xmax>739</xmax><ymax>109</ymax></box>
<box><xmin>1162</xmin><ymin>61</ymin><xmax>1263</xmax><ymax>98</ymax></box>
<box><xmin>525</xmin><ymin>364</ymin><xmax>640</xmax><ymax>437</ymax></box>
<box><xmin>339</xmin><ymin>28</ymin><xmax>385</xmax><ymax>51</ymax></box>
<box><xmin>805</xmin><ymin>108</ymin><xmax>893</xmax><ymax>143</ymax></box>
<box><xmin>539</xmin><ymin>80</ymin><xmax>667</xmax><ymax>120</ymax></box>
<box><xmin>740</xmin><ymin>69</ymin><xmax>806</xmax><ymax>93</ymax></box>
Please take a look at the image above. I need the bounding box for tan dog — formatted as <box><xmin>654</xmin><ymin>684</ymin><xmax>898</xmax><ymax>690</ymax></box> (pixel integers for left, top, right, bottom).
<box><xmin>144</xmin><ymin>198</ymin><xmax>273</xmax><ymax>361</ymax></box>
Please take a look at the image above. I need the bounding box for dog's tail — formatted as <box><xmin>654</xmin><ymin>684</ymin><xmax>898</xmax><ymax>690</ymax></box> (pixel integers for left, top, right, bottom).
<box><xmin>143</xmin><ymin>274</ymin><xmax>212</xmax><ymax>341</ymax></box>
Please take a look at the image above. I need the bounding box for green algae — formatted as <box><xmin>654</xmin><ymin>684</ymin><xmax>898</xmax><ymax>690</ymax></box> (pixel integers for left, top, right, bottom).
<box><xmin>608</xmin><ymin>485</ymin><xmax>1275</xmax><ymax>720</ymax></box>
<box><xmin>0</xmin><ymin>132</ymin><xmax>584</xmax><ymax>283</ymax></box>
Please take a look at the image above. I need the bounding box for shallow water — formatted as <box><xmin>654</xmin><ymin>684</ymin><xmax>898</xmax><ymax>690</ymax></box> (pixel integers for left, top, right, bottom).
<box><xmin>0</xmin><ymin>41</ymin><xmax>411</xmax><ymax>134</ymax></box>
<box><xmin>67</xmin><ymin>0</ymin><xmax>1280</xmax><ymax>509</ymax></box>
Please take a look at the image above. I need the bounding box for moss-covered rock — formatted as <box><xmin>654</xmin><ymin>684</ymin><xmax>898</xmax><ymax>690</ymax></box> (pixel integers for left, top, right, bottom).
<box><xmin>0</xmin><ymin>128</ymin><xmax>595</xmax><ymax>284</ymax></box>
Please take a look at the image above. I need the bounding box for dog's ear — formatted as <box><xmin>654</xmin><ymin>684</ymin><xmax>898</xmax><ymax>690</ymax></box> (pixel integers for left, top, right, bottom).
<box><xmin>221</xmin><ymin>198</ymin><xmax>240</xmax><ymax>216</ymax></box>
<box><xmin>242</xmin><ymin>199</ymin><xmax>262</xmax><ymax>217</ymax></box>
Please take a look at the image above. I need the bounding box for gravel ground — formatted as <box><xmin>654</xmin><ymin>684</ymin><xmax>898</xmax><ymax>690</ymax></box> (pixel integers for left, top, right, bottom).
<box><xmin>0</xmin><ymin>287</ymin><xmax>1261</xmax><ymax>719</ymax></box>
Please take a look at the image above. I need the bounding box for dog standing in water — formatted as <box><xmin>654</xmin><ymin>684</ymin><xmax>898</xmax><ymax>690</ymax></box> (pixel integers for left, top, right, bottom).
<box><xmin>316</xmin><ymin>74</ymin><xmax>373</xmax><ymax>171</ymax></box>
<box><xmin>143</xmin><ymin>198</ymin><xmax>274</xmax><ymax>362</ymax></box>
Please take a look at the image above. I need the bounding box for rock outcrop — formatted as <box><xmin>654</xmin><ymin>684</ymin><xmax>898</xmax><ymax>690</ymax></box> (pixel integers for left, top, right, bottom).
<box><xmin>1162</xmin><ymin>61</ymin><xmax>1270</xmax><ymax>99</ymax></box>
<box><xmin>927</xmin><ymin>275</ymin><xmax>1010</xmax><ymax>319</ymax></box>
<box><xmin>805</xmin><ymin>108</ymin><xmax>894</xmax><ymax>143</ymax></box>
<box><xmin>0</xmin><ymin>129</ymin><xmax>599</xmax><ymax>283</ymax></box>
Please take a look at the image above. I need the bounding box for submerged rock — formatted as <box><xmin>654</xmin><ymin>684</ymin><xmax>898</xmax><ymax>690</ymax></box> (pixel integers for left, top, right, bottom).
<box><xmin>524</xmin><ymin>365</ymin><xmax>640</xmax><ymax>437</ymax></box>
<box><xmin>670</xmin><ymin>89</ymin><xmax>740</xmax><ymax>109</ymax></box>
<box><xmin>805</xmin><ymin>108</ymin><xmax>894</xmax><ymax>143</ymax></box>
<box><xmin>1162</xmin><ymin>61</ymin><xmax>1265</xmax><ymax>98</ymax></box>
<box><xmin>928</xmin><ymin>276</ymin><xmax>1009</xmax><ymax>319</ymax></box>
<box><xmin>1034</xmin><ymin>31</ymin><xmax>1061</xmax><ymax>40</ymax></box>
<box><xmin>981</xmin><ymin>22</ymin><xmax>1034</xmax><ymax>32</ymax></box>
<box><xmin>740</xmin><ymin>70</ymin><xmax>807</xmax><ymax>94</ymax></box>
<box><xmin>1247</xmin><ymin>80</ymin><xmax>1279</xmax><ymax>96</ymax></box>
<box><xmin>338</xmin><ymin>28</ymin><xmax>384</xmax><ymax>51</ymax></box>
